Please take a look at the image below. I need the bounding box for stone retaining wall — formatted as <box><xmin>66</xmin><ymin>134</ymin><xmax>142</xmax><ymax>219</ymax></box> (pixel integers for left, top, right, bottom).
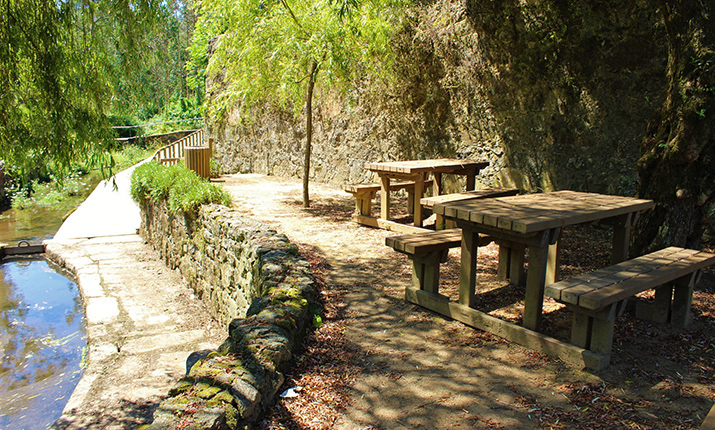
<box><xmin>138</xmin><ymin>200</ymin><xmax>317</xmax><ymax>429</ymax></box>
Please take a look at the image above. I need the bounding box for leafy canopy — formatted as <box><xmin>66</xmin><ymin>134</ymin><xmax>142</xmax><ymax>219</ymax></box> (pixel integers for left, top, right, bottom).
<box><xmin>191</xmin><ymin>0</ymin><xmax>407</xmax><ymax>121</ymax></box>
<box><xmin>0</xmin><ymin>0</ymin><xmax>185</xmax><ymax>184</ymax></box>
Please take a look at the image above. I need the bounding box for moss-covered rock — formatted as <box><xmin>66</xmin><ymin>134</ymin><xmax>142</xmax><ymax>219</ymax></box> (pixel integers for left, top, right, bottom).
<box><xmin>141</xmin><ymin>196</ymin><xmax>316</xmax><ymax>429</ymax></box>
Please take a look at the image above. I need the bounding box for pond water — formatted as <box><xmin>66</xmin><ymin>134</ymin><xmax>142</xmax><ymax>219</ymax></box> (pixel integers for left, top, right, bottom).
<box><xmin>1</xmin><ymin>203</ymin><xmax>89</xmax><ymax>429</ymax></box>
<box><xmin>0</xmin><ymin>259</ymin><xmax>86</xmax><ymax>429</ymax></box>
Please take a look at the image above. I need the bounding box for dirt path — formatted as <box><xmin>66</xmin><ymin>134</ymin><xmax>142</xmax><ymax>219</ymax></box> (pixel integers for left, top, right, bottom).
<box><xmin>222</xmin><ymin>174</ymin><xmax>584</xmax><ymax>429</ymax></box>
<box><xmin>221</xmin><ymin>173</ymin><xmax>714</xmax><ymax>430</ymax></box>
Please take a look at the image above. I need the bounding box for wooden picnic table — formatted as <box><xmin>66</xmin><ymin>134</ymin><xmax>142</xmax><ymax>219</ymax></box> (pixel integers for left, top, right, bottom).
<box><xmin>365</xmin><ymin>158</ymin><xmax>488</xmax><ymax>228</ymax></box>
<box><xmin>433</xmin><ymin>190</ymin><xmax>654</xmax><ymax>331</ymax></box>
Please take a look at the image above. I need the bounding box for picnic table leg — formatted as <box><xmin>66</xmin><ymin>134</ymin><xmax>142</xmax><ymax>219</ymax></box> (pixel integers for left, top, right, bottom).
<box><xmin>523</xmin><ymin>242</ymin><xmax>549</xmax><ymax>331</ymax></box>
<box><xmin>465</xmin><ymin>168</ymin><xmax>477</xmax><ymax>191</ymax></box>
<box><xmin>458</xmin><ymin>226</ymin><xmax>479</xmax><ymax>307</ymax></box>
<box><xmin>509</xmin><ymin>244</ymin><xmax>526</xmax><ymax>286</ymax></box>
<box><xmin>610</xmin><ymin>213</ymin><xmax>634</xmax><ymax>264</ymax></box>
<box><xmin>414</xmin><ymin>175</ymin><xmax>425</xmax><ymax>227</ymax></box>
<box><xmin>496</xmin><ymin>241</ymin><xmax>526</xmax><ymax>286</ymax></box>
<box><xmin>545</xmin><ymin>231</ymin><xmax>562</xmax><ymax>285</ymax></box>
<box><xmin>380</xmin><ymin>175</ymin><xmax>390</xmax><ymax>221</ymax></box>
<box><xmin>433</xmin><ymin>172</ymin><xmax>442</xmax><ymax>197</ymax></box>
<box><xmin>497</xmin><ymin>243</ymin><xmax>510</xmax><ymax>281</ymax></box>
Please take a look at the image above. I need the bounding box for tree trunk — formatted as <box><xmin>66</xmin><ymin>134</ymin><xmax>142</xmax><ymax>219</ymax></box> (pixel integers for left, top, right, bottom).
<box><xmin>633</xmin><ymin>0</ymin><xmax>715</xmax><ymax>254</ymax></box>
<box><xmin>303</xmin><ymin>59</ymin><xmax>318</xmax><ymax>208</ymax></box>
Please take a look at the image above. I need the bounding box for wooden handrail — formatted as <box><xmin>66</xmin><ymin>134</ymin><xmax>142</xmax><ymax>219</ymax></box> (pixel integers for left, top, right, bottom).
<box><xmin>152</xmin><ymin>129</ymin><xmax>206</xmax><ymax>166</ymax></box>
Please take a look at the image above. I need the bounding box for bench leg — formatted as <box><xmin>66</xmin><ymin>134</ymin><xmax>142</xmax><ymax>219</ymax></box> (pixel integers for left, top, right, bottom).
<box><xmin>671</xmin><ymin>272</ymin><xmax>698</xmax><ymax>328</ymax></box>
<box><xmin>569</xmin><ymin>304</ymin><xmax>619</xmax><ymax>362</ymax></box>
<box><xmin>632</xmin><ymin>272</ymin><xmax>697</xmax><ymax>328</ymax></box>
<box><xmin>353</xmin><ymin>191</ymin><xmax>375</xmax><ymax>216</ymax></box>
<box><xmin>410</xmin><ymin>251</ymin><xmax>447</xmax><ymax>297</ymax></box>
<box><xmin>571</xmin><ymin>311</ymin><xmax>593</xmax><ymax>348</ymax></box>
<box><xmin>589</xmin><ymin>314</ymin><xmax>616</xmax><ymax>357</ymax></box>
<box><xmin>496</xmin><ymin>241</ymin><xmax>526</xmax><ymax>286</ymax></box>
<box><xmin>653</xmin><ymin>284</ymin><xmax>674</xmax><ymax>323</ymax></box>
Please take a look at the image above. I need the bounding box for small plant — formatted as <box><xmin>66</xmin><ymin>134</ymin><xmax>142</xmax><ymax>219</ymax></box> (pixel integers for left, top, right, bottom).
<box><xmin>130</xmin><ymin>162</ymin><xmax>231</xmax><ymax>214</ymax></box>
<box><xmin>10</xmin><ymin>189</ymin><xmax>34</xmax><ymax>210</ymax></box>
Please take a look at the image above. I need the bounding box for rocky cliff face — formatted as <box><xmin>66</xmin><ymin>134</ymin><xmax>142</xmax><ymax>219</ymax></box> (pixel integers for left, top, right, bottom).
<box><xmin>210</xmin><ymin>0</ymin><xmax>666</xmax><ymax>195</ymax></box>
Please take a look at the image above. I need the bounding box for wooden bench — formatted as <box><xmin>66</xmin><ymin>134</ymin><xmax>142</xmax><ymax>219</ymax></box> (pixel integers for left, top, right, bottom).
<box><xmin>386</xmin><ymin>229</ymin><xmax>493</xmax><ymax>298</ymax></box>
<box><xmin>344</xmin><ymin>179</ymin><xmax>433</xmax><ymax>217</ymax></box>
<box><xmin>545</xmin><ymin>246</ymin><xmax>715</xmax><ymax>366</ymax></box>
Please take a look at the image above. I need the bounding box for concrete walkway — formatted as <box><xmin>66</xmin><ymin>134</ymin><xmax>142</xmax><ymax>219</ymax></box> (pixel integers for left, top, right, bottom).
<box><xmin>46</xmin><ymin>166</ymin><xmax>225</xmax><ymax>429</ymax></box>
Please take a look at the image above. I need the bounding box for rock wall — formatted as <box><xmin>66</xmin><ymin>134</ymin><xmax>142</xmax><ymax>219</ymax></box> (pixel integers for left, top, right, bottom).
<box><xmin>138</xmin><ymin>201</ymin><xmax>317</xmax><ymax>428</ymax></box>
<box><xmin>210</xmin><ymin>0</ymin><xmax>666</xmax><ymax>196</ymax></box>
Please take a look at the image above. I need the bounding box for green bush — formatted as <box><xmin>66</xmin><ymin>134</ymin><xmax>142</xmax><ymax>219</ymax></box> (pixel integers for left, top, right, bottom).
<box><xmin>130</xmin><ymin>162</ymin><xmax>232</xmax><ymax>214</ymax></box>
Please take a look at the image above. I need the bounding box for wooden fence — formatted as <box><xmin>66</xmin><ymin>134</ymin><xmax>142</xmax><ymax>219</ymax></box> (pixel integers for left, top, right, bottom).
<box><xmin>152</xmin><ymin>129</ymin><xmax>205</xmax><ymax>165</ymax></box>
<box><xmin>152</xmin><ymin>129</ymin><xmax>212</xmax><ymax>178</ymax></box>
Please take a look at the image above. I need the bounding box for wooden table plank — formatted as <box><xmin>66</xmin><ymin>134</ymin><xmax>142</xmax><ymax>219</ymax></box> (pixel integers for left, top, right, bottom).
<box><xmin>420</xmin><ymin>187</ymin><xmax>519</xmax><ymax>208</ymax></box>
<box><xmin>366</xmin><ymin>158</ymin><xmax>488</xmax><ymax>175</ymax></box>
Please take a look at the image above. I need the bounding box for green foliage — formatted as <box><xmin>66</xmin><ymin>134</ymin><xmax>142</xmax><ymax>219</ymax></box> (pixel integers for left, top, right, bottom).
<box><xmin>140</xmin><ymin>96</ymin><xmax>206</xmax><ymax>135</ymax></box>
<box><xmin>190</xmin><ymin>0</ymin><xmax>408</xmax><ymax>122</ymax></box>
<box><xmin>110</xmin><ymin>2</ymin><xmax>204</xmax><ymax>133</ymax></box>
<box><xmin>130</xmin><ymin>162</ymin><xmax>232</xmax><ymax>214</ymax></box>
<box><xmin>11</xmin><ymin>174</ymin><xmax>94</xmax><ymax>210</ymax></box>
<box><xmin>0</xmin><ymin>0</ymin><xmax>167</xmax><ymax>186</ymax></box>
<box><xmin>0</xmin><ymin>0</ymin><xmax>196</xmax><ymax>186</ymax></box>
<box><xmin>8</xmin><ymin>144</ymin><xmax>154</xmax><ymax>211</ymax></box>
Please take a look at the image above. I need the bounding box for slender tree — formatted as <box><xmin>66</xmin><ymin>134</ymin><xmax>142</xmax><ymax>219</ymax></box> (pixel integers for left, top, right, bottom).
<box><xmin>191</xmin><ymin>0</ymin><xmax>405</xmax><ymax>207</ymax></box>
<box><xmin>633</xmin><ymin>0</ymin><xmax>715</xmax><ymax>252</ymax></box>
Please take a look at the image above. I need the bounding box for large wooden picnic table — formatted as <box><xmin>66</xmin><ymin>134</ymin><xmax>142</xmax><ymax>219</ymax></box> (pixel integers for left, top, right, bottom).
<box><xmin>365</xmin><ymin>158</ymin><xmax>488</xmax><ymax>228</ymax></box>
<box><xmin>433</xmin><ymin>190</ymin><xmax>654</xmax><ymax>331</ymax></box>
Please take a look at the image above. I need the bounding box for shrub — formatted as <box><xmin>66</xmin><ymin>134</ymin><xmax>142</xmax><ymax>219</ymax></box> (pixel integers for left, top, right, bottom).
<box><xmin>130</xmin><ymin>162</ymin><xmax>231</xmax><ymax>214</ymax></box>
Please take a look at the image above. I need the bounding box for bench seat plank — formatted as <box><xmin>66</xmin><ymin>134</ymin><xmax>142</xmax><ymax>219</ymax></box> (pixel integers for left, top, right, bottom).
<box><xmin>580</xmin><ymin>253</ymin><xmax>715</xmax><ymax>309</ymax></box>
<box><xmin>545</xmin><ymin>247</ymin><xmax>690</xmax><ymax>301</ymax></box>
<box><xmin>385</xmin><ymin>229</ymin><xmax>463</xmax><ymax>254</ymax></box>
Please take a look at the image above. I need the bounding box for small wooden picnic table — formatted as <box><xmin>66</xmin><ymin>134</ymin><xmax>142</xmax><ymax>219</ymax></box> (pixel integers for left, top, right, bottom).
<box><xmin>432</xmin><ymin>190</ymin><xmax>654</xmax><ymax>331</ymax></box>
<box><xmin>365</xmin><ymin>158</ymin><xmax>488</xmax><ymax>228</ymax></box>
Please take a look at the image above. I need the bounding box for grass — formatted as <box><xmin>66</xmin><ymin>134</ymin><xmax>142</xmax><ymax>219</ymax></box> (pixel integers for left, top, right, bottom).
<box><xmin>130</xmin><ymin>162</ymin><xmax>231</xmax><ymax>214</ymax></box>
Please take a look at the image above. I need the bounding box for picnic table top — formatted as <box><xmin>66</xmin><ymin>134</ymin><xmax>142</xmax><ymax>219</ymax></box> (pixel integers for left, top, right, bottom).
<box><xmin>433</xmin><ymin>190</ymin><xmax>654</xmax><ymax>234</ymax></box>
<box><xmin>365</xmin><ymin>158</ymin><xmax>488</xmax><ymax>175</ymax></box>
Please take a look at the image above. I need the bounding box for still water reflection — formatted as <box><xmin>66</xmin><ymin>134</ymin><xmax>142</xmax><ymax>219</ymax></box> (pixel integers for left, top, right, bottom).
<box><xmin>0</xmin><ymin>259</ymin><xmax>87</xmax><ymax>429</ymax></box>
<box><xmin>0</xmin><ymin>206</ymin><xmax>69</xmax><ymax>244</ymax></box>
